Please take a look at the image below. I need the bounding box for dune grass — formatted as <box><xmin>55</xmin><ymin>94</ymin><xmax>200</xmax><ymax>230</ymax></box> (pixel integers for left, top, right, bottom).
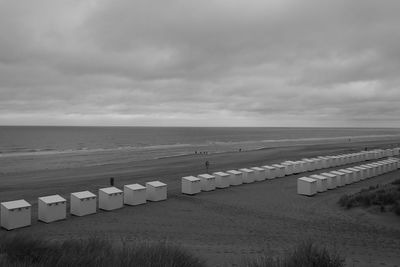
<box><xmin>0</xmin><ymin>235</ymin><xmax>347</xmax><ymax>266</ymax></box>
<box><xmin>338</xmin><ymin>179</ymin><xmax>400</xmax><ymax>215</ymax></box>
<box><xmin>0</xmin><ymin>234</ymin><xmax>205</xmax><ymax>267</ymax></box>
<box><xmin>245</xmin><ymin>241</ymin><xmax>344</xmax><ymax>267</ymax></box>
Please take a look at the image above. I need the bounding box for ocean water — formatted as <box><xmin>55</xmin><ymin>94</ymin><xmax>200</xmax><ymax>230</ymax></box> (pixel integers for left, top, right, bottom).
<box><xmin>1</xmin><ymin>126</ymin><xmax>400</xmax><ymax>173</ymax></box>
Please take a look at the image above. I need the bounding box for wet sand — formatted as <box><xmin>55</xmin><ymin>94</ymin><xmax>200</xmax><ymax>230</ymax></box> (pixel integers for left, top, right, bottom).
<box><xmin>1</xmin><ymin>139</ymin><xmax>400</xmax><ymax>266</ymax></box>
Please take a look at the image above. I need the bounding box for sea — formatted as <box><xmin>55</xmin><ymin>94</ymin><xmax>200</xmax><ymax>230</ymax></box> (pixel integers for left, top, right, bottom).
<box><xmin>1</xmin><ymin>126</ymin><xmax>400</xmax><ymax>173</ymax></box>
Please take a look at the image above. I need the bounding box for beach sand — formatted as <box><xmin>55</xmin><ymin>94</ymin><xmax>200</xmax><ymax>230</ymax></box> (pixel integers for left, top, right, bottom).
<box><xmin>1</xmin><ymin>139</ymin><xmax>400</xmax><ymax>266</ymax></box>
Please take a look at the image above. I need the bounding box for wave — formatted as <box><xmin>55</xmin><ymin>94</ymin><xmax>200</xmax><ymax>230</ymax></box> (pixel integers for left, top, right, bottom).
<box><xmin>1</xmin><ymin>133</ymin><xmax>400</xmax><ymax>159</ymax></box>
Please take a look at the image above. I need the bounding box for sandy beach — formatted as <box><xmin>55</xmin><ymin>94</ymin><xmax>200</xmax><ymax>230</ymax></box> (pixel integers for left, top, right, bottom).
<box><xmin>1</xmin><ymin>139</ymin><xmax>400</xmax><ymax>266</ymax></box>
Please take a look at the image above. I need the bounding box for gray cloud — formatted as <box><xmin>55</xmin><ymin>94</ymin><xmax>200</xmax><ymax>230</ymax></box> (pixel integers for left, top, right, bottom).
<box><xmin>0</xmin><ymin>0</ymin><xmax>400</xmax><ymax>126</ymax></box>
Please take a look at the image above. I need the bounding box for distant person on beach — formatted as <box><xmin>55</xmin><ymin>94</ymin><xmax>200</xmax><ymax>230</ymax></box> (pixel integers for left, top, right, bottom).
<box><xmin>205</xmin><ymin>160</ymin><xmax>210</xmax><ymax>173</ymax></box>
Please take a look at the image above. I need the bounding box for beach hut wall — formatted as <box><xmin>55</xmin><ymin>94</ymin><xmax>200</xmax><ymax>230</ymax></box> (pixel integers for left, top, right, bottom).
<box><xmin>38</xmin><ymin>195</ymin><xmax>66</xmax><ymax>223</ymax></box>
<box><xmin>70</xmin><ymin>191</ymin><xmax>97</xmax><ymax>216</ymax></box>
<box><xmin>146</xmin><ymin>181</ymin><xmax>167</xmax><ymax>201</ymax></box>
<box><xmin>124</xmin><ymin>184</ymin><xmax>147</xmax><ymax>204</ymax></box>
<box><xmin>1</xmin><ymin>200</ymin><xmax>31</xmax><ymax>230</ymax></box>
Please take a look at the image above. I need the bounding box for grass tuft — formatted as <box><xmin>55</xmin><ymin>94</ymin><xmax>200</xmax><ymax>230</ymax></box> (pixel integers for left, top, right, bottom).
<box><xmin>338</xmin><ymin>180</ymin><xmax>400</xmax><ymax>216</ymax></box>
<box><xmin>0</xmin><ymin>234</ymin><xmax>205</xmax><ymax>267</ymax></box>
<box><xmin>245</xmin><ymin>241</ymin><xmax>344</xmax><ymax>267</ymax></box>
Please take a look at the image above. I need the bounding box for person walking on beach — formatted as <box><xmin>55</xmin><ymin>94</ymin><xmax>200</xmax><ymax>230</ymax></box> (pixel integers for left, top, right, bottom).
<box><xmin>205</xmin><ymin>160</ymin><xmax>210</xmax><ymax>173</ymax></box>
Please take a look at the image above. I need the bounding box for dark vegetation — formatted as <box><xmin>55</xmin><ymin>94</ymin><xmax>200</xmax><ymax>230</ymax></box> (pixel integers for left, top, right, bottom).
<box><xmin>0</xmin><ymin>234</ymin><xmax>205</xmax><ymax>267</ymax></box>
<box><xmin>0</xmin><ymin>234</ymin><xmax>346</xmax><ymax>267</ymax></box>
<box><xmin>338</xmin><ymin>178</ymin><xmax>400</xmax><ymax>216</ymax></box>
<box><xmin>245</xmin><ymin>241</ymin><xmax>344</xmax><ymax>267</ymax></box>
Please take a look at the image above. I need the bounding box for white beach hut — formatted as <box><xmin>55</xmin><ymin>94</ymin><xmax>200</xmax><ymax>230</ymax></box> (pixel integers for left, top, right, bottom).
<box><xmin>328</xmin><ymin>156</ymin><xmax>339</xmax><ymax>167</ymax></box>
<box><xmin>359</xmin><ymin>165</ymin><xmax>373</xmax><ymax>179</ymax></box>
<box><xmin>297</xmin><ymin>177</ymin><xmax>317</xmax><ymax>196</ymax></box>
<box><xmin>281</xmin><ymin>162</ymin><xmax>294</xmax><ymax>176</ymax></box>
<box><xmin>99</xmin><ymin>187</ymin><xmax>123</xmax><ymax>210</ymax></box>
<box><xmin>1</xmin><ymin>200</ymin><xmax>31</xmax><ymax>230</ymax></box>
<box><xmin>368</xmin><ymin>163</ymin><xmax>380</xmax><ymax>176</ymax></box>
<box><xmin>347</xmin><ymin>168</ymin><xmax>361</xmax><ymax>182</ymax></box>
<box><xmin>330</xmin><ymin>171</ymin><xmax>346</xmax><ymax>187</ymax></box>
<box><xmin>124</xmin><ymin>183</ymin><xmax>147</xmax><ymax>205</ymax></box>
<box><xmin>338</xmin><ymin>169</ymin><xmax>353</xmax><ymax>184</ymax></box>
<box><xmin>250</xmin><ymin>167</ymin><xmax>266</xmax><ymax>181</ymax></box>
<box><xmin>344</xmin><ymin>154</ymin><xmax>352</xmax><ymax>164</ymax></box>
<box><xmin>271</xmin><ymin>164</ymin><xmax>286</xmax><ymax>178</ymax></box>
<box><xmin>70</xmin><ymin>191</ymin><xmax>97</xmax><ymax>216</ymax></box>
<box><xmin>320</xmin><ymin>172</ymin><xmax>337</xmax><ymax>189</ymax></box>
<box><xmin>371</xmin><ymin>162</ymin><xmax>382</xmax><ymax>175</ymax></box>
<box><xmin>226</xmin><ymin>170</ymin><xmax>243</xmax><ymax>185</ymax></box>
<box><xmin>369</xmin><ymin>163</ymin><xmax>379</xmax><ymax>177</ymax></box>
<box><xmin>368</xmin><ymin>151</ymin><xmax>374</xmax><ymax>160</ymax></box>
<box><xmin>262</xmin><ymin>166</ymin><xmax>277</xmax><ymax>179</ymax></box>
<box><xmin>310</xmin><ymin>175</ymin><xmax>328</xmax><ymax>192</ymax></box>
<box><xmin>181</xmin><ymin>176</ymin><xmax>202</xmax><ymax>195</ymax></box>
<box><xmin>326</xmin><ymin>156</ymin><xmax>335</xmax><ymax>167</ymax></box>
<box><xmin>388</xmin><ymin>158</ymin><xmax>400</xmax><ymax>169</ymax></box>
<box><xmin>212</xmin><ymin>172</ymin><xmax>231</xmax><ymax>188</ymax></box>
<box><xmin>38</xmin><ymin>195</ymin><xmax>66</xmax><ymax>223</ymax></box>
<box><xmin>289</xmin><ymin>161</ymin><xmax>303</xmax><ymax>174</ymax></box>
<box><xmin>146</xmin><ymin>181</ymin><xmax>167</xmax><ymax>201</ymax></box>
<box><xmin>197</xmin><ymin>174</ymin><xmax>216</xmax><ymax>191</ymax></box>
<box><xmin>380</xmin><ymin>161</ymin><xmax>390</xmax><ymax>173</ymax></box>
<box><xmin>353</xmin><ymin>166</ymin><xmax>367</xmax><ymax>180</ymax></box>
<box><xmin>302</xmin><ymin>159</ymin><xmax>313</xmax><ymax>172</ymax></box>
<box><xmin>385</xmin><ymin>159</ymin><xmax>396</xmax><ymax>171</ymax></box>
<box><xmin>239</xmin><ymin>168</ymin><xmax>256</xmax><ymax>183</ymax></box>
<box><xmin>295</xmin><ymin>161</ymin><xmax>307</xmax><ymax>173</ymax></box>
<box><xmin>339</xmin><ymin>154</ymin><xmax>348</xmax><ymax>165</ymax></box>
<box><xmin>317</xmin><ymin>157</ymin><xmax>329</xmax><ymax>169</ymax></box>
<box><xmin>360</xmin><ymin>152</ymin><xmax>368</xmax><ymax>162</ymax></box>
<box><xmin>313</xmin><ymin>158</ymin><xmax>324</xmax><ymax>169</ymax></box>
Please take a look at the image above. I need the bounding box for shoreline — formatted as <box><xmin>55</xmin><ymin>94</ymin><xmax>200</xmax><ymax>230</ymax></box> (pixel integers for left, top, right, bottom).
<box><xmin>0</xmin><ymin>138</ymin><xmax>400</xmax><ymax>266</ymax></box>
<box><xmin>1</xmin><ymin>134</ymin><xmax>400</xmax><ymax>175</ymax></box>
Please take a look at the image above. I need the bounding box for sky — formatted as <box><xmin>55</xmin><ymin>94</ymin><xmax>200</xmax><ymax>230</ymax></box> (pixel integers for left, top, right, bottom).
<box><xmin>0</xmin><ymin>0</ymin><xmax>400</xmax><ymax>127</ymax></box>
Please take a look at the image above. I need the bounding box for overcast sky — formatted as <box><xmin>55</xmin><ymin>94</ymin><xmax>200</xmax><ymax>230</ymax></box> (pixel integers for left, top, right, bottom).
<box><xmin>0</xmin><ymin>0</ymin><xmax>399</xmax><ymax>127</ymax></box>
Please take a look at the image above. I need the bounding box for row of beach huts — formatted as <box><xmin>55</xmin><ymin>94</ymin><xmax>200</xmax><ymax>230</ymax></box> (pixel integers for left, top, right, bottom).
<box><xmin>297</xmin><ymin>157</ymin><xmax>400</xmax><ymax>196</ymax></box>
<box><xmin>1</xmin><ymin>148</ymin><xmax>399</xmax><ymax>231</ymax></box>
<box><xmin>182</xmin><ymin>148</ymin><xmax>400</xmax><ymax>194</ymax></box>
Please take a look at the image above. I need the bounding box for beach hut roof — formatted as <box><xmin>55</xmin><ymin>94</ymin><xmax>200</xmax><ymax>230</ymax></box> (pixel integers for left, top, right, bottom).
<box><xmin>182</xmin><ymin>176</ymin><xmax>201</xmax><ymax>182</ymax></box>
<box><xmin>39</xmin><ymin>195</ymin><xmax>66</xmax><ymax>204</ymax></box>
<box><xmin>227</xmin><ymin>170</ymin><xmax>242</xmax><ymax>175</ymax></box>
<box><xmin>299</xmin><ymin>177</ymin><xmax>316</xmax><ymax>183</ymax></box>
<box><xmin>354</xmin><ymin>166</ymin><xmax>366</xmax><ymax>170</ymax></box>
<box><xmin>251</xmin><ymin>167</ymin><xmax>264</xmax><ymax>171</ymax></box>
<box><xmin>1</xmin><ymin>199</ymin><xmax>31</xmax><ymax>210</ymax></box>
<box><xmin>310</xmin><ymin>175</ymin><xmax>328</xmax><ymax>180</ymax></box>
<box><xmin>262</xmin><ymin>165</ymin><xmax>275</xmax><ymax>170</ymax></box>
<box><xmin>100</xmin><ymin>187</ymin><xmax>123</xmax><ymax>195</ymax></box>
<box><xmin>146</xmin><ymin>181</ymin><xmax>166</xmax><ymax>187</ymax></box>
<box><xmin>198</xmin><ymin>174</ymin><xmax>215</xmax><ymax>179</ymax></box>
<box><xmin>271</xmin><ymin>164</ymin><xmax>285</xmax><ymax>168</ymax></box>
<box><xmin>125</xmin><ymin>183</ymin><xmax>146</xmax><ymax>190</ymax></box>
<box><xmin>321</xmin><ymin>173</ymin><xmax>335</xmax><ymax>178</ymax></box>
<box><xmin>213</xmin><ymin>172</ymin><xmax>229</xmax><ymax>177</ymax></box>
<box><xmin>71</xmin><ymin>191</ymin><xmax>96</xmax><ymax>199</ymax></box>
<box><xmin>239</xmin><ymin>168</ymin><xmax>254</xmax><ymax>173</ymax></box>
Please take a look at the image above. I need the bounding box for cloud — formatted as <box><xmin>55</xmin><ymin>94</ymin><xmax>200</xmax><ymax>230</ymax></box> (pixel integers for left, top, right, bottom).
<box><xmin>0</xmin><ymin>0</ymin><xmax>400</xmax><ymax>126</ymax></box>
